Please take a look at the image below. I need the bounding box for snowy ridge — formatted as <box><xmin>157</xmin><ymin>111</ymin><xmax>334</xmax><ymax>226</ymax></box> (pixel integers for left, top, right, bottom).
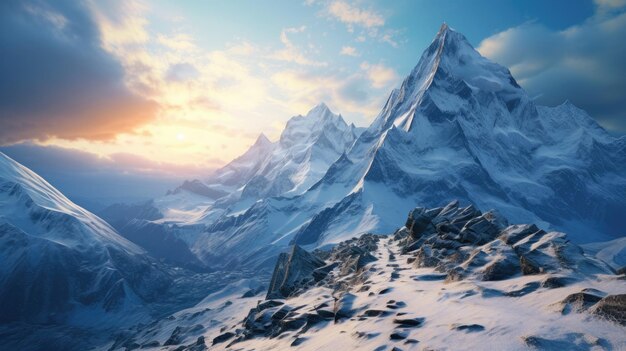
<box><xmin>0</xmin><ymin>152</ymin><xmax>141</xmax><ymax>252</ymax></box>
<box><xmin>112</xmin><ymin>201</ymin><xmax>626</xmax><ymax>350</ymax></box>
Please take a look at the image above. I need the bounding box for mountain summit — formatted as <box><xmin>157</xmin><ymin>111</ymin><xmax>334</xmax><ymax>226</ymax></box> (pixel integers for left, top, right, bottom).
<box><xmin>106</xmin><ymin>24</ymin><xmax>625</xmax><ymax>271</ymax></box>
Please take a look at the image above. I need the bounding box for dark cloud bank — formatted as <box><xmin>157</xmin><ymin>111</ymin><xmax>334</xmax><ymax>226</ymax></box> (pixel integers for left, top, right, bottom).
<box><xmin>0</xmin><ymin>0</ymin><xmax>156</xmax><ymax>144</ymax></box>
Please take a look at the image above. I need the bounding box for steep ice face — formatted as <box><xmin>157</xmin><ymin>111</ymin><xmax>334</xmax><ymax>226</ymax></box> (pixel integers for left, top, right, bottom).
<box><xmin>0</xmin><ymin>152</ymin><xmax>140</xmax><ymax>252</ymax></box>
<box><xmin>372</xmin><ymin>24</ymin><xmax>530</xmax><ymax>135</ymax></box>
<box><xmin>298</xmin><ymin>24</ymin><xmax>626</xmax><ymax>245</ymax></box>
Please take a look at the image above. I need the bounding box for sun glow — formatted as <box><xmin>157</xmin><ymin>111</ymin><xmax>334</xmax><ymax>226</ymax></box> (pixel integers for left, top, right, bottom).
<box><xmin>176</xmin><ymin>133</ymin><xmax>186</xmax><ymax>141</ymax></box>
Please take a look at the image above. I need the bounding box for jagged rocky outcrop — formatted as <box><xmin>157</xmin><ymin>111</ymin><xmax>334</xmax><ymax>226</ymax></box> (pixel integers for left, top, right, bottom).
<box><xmin>206</xmin><ymin>200</ymin><xmax>623</xmax><ymax>350</ymax></box>
<box><xmin>112</xmin><ymin>198</ymin><xmax>625</xmax><ymax>350</ymax></box>
<box><xmin>266</xmin><ymin>245</ymin><xmax>326</xmax><ymax>299</ymax></box>
<box><xmin>397</xmin><ymin>200</ymin><xmax>612</xmax><ymax>283</ymax></box>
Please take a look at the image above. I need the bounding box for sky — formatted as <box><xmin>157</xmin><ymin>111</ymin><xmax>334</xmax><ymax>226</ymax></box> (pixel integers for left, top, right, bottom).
<box><xmin>1</xmin><ymin>0</ymin><xmax>625</xmax><ymax>206</ymax></box>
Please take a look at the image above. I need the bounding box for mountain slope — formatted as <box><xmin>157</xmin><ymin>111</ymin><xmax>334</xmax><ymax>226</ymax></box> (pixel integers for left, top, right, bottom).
<box><xmin>112</xmin><ymin>201</ymin><xmax>626</xmax><ymax>351</ymax></box>
<box><xmin>293</xmin><ymin>23</ymin><xmax>625</xmax><ymax>246</ymax></box>
<box><xmin>104</xmin><ymin>24</ymin><xmax>624</xmax><ymax>272</ymax></box>
<box><xmin>0</xmin><ymin>151</ymin><xmax>171</xmax><ymax>325</ymax></box>
<box><xmin>175</xmin><ymin>24</ymin><xmax>625</xmax><ymax>271</ymax></box>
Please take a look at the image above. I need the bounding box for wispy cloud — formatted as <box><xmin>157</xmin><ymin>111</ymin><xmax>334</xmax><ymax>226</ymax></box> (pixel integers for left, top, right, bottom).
<box><xmin>360</xmin><ymin>62</ymin><xmax>397</xmax><ymax>89</ymax></box>
<box><xmin>271</xmin><ymin>26</ymin><xmax>328</xmax><ymax>66</ymax></box>
<box><xmin>340</xmin><ymin>45</ymin><xmax>359</xmax><ymax>56</ymax></box>
<box><xmin>327</xmin><ymin>1</ymin><xmax>384</xmax><ymax>29</ymax></box>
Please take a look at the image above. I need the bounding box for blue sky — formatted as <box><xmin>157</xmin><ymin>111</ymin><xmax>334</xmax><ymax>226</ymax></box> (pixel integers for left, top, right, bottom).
<box><xmin>0</xmin><ymin>0</ymin><xmax>624</xmax><ymax>205</ymax></box>
<box><xmin>151</xmin><ymin>0</ymin><xmax>595</xmax><ymax>78</ymax></box>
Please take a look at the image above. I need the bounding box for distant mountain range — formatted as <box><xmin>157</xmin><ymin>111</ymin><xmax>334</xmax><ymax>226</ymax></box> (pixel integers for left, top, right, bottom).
<box><xmin>101</xmin><ymin>24</ymin><xmax>626</xmax><ymax>271</ymax></box>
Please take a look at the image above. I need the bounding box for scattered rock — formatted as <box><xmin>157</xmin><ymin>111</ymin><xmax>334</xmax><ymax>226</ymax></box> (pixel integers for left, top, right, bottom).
<box><xmin>291</xmin><ymin>337</ymin><xmax>308</xmax><ymax>346</ymax></box>
<box><xmin>589</xmin><ymin>294</ymin><xmax>626</xmax><ymax>325</ymax></box>
<box><xmin>390</xmin><ymin>331</ymin><xmax>408</xmax><ymax>340</ymax></box>
<box><xmin>212</xmin><ymin>332</ymin><xmax>234</xmax><ymax>345</ymax></box>
<box><xmin>393</xmin><ymin>317</ymin><xmax>424</xmax><ymax>328</ymax></box>
<box><xmin>558</xmin><ymin>290</ymin><xmax>604</xmax><ymax>314</ymax></box>
<box><xmin>450</xmin><ymin>323</ymin><xmax>485</xmax><ymax>333</ymax></box>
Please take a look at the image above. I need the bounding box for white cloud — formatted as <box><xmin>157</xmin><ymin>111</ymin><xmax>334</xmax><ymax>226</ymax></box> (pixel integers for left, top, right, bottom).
<box><xmin>340</xmin><ymin>46</ymin><xmax>359</xmax><ymax>56</ymax></box>
<box><xmin>272</xmin><ymin>26</ymin><xmax>327</xmax><ymax>66</ymax></box>
<box><xmin>327</xmin><ymin>1</ymin><xmax>384</xmax><ymax>28</ymax></box>
<box><xmin>360</xmin><ymin>62</ymin><xmax>397</xmax><ymax>89</ymax></box>
<box><xmin>478</xmin><ymin>6</ymin><xmax>626</xmax><ymax>133</ymax></box>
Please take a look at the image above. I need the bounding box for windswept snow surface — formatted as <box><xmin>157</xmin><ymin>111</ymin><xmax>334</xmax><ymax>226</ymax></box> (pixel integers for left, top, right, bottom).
<box><xmin>111</xmin><ymin>205</ymin><xmax>626</xmax><ymax>350</ymax></box>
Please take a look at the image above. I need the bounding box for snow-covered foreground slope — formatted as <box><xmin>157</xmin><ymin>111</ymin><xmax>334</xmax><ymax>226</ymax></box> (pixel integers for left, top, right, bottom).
<box><xmin>110</xmin><ymin>201</ymin><xmax>626</xmax><ymax>351</ymax></box>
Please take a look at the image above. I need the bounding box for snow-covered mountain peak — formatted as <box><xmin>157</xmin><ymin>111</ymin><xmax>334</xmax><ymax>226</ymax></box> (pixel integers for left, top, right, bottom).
<box><xmin>279</xmin><ymin>103</ymin><xmax>350</xmax><ymax>149</ymax></box>
<box><xmin>253</xmin><ymin>132</ymin><xmax>272</xmax><ymax>147</ymax></box>
<box><xmin>307</xmin><ymin>101</ymin><xmax>333</xmax><ymax>117</ymax></box>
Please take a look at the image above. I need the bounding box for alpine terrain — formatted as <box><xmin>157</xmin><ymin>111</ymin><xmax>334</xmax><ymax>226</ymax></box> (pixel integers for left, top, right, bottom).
<box><xmin>1</xmin><ymin>22</ymin><xmax>624</xmax><ymax>351</ymax></box>
<box><xmin>103</xmin><ymin>24</ymin><xmax>626</xmax><ymax>272</ymax></box>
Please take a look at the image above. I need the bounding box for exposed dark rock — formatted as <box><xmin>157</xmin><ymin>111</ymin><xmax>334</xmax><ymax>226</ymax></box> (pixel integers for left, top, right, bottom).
<box><xmin>378</xmin><ymin>287</ymin><xmax>393</xmax><ymax>295</ymax></box>
<box><xmin>589</xmin><ymin>294</ymin><xmax>626</xmax><ymax>325</ymax></box>
<box><xmin>291</xmin><ymin>337</ymin><xmax>308</xmax><ymax>346</ymax></box>
<box><xmin>558</xmin><ymin>290</ymin><xmax>605</xmax><ymax>314</ymax></box>
<box><xmin>405</xmin><ymin>207</ymin><xmax>437</xmax><ymax>239</ymax></box>
<box><xmin>362</xmin><ymin>309</ymin><xmax>390</xmax><ymax>317</ymax></box>
<box><xmin>450</xmin><ymin>324</ymin><xmax>485</xmax><ymax>332</ymax></box>
<box><xmin>481</xmin><ymin>256</ymin><xmax>520</xmax><ymax>281</ymax></box>
<box><xmin>258</xmin><ymin>300</ymin><xmax>284</xmax><ymax>311</ymax></box>
<box><xmin>266</xmin><ymin>245</ymin><xmax>326</xmax><ymax>299</ymax></box>
<box><xmin>164</xmin><ymin>327</ymin><xmax>184</xmax><ymax>346</ymax></box>
<box><xmin>541</xmin><ymin>276</ymin><xmax>572</xmax><ymax>289</ymax></box>
<box><xmin>519</xmin><ymin>255</ymin><xmax>543</xmax><ymax>275</ymax></box>
<box><xmin>211</xmin><ymin>332</ymin><xmax>234</xmax><ymax>345</ymax></box>
<box><xmin>390</xmin><ymin>331</ymin><xmax>408</xmax><ymax>340</ymax></box>
<box><xmin>393</xmin><ymin>317</ymin><xmax>424</xmax><ymax>327</ymax></box>
<box><xmin>352</xmin><ymin>331</ymin><xmax>380</xmax><ymax>340</ymax></box>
